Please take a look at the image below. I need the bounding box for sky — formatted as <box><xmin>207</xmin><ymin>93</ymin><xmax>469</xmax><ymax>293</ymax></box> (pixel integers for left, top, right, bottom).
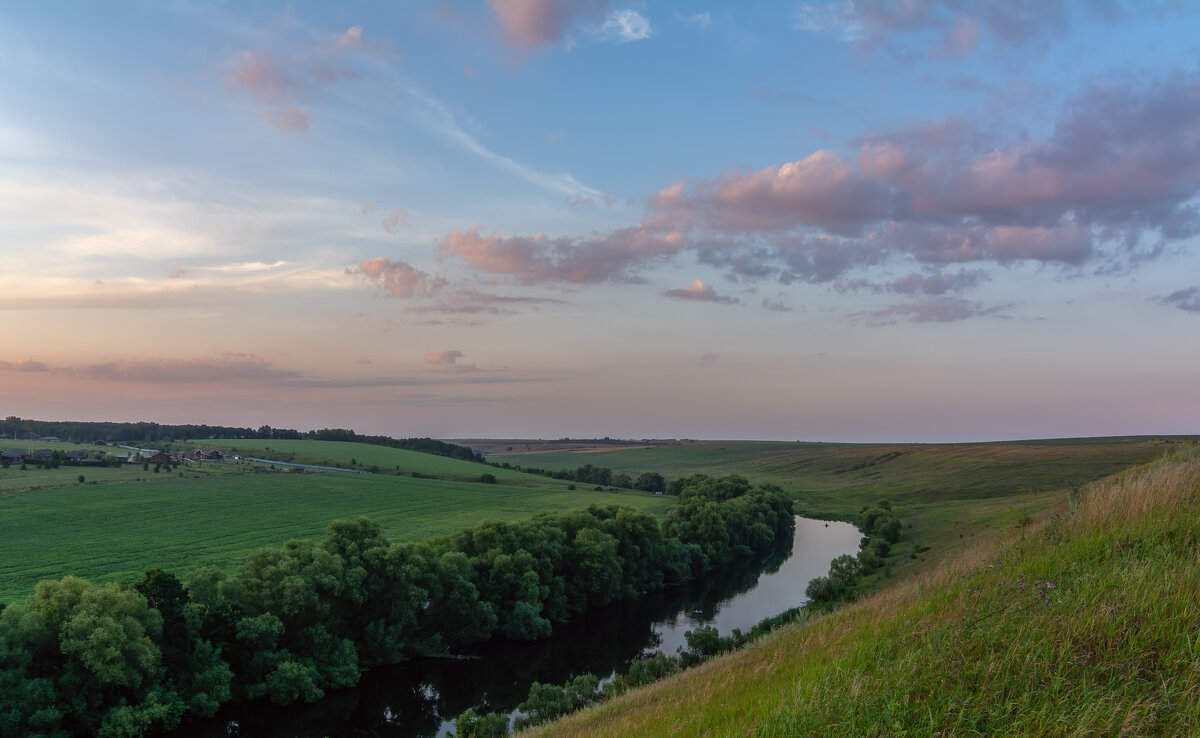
<box><xmin>2</xmin><ymin>0</ymin><xmax>1199</xmax><ymax>443</ymax></box>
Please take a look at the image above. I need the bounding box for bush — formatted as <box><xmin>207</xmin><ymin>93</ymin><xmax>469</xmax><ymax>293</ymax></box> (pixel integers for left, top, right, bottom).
<box><xmin>479</xmin><ymin>474</ymin><xmax>497</xmax><ymax>484</ymax></box>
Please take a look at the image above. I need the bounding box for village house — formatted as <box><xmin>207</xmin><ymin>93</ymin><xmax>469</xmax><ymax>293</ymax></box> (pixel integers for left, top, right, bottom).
<box><xmin>187</xmin><ymin>449</ymin><xmax>225</xmax><ymax>461</ymax></box>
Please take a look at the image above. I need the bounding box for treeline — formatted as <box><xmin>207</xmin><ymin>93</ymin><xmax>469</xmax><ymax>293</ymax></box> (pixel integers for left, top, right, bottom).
<box><xmin>806</xmin><ymin>500</ymin><xmax>903</xmax><ymax>604</ymax></box>
<box><xmin>0</xmin><ymin>418</ymin><xmax>481</xmax><ymax>464</ymax></box>
<box><xmin>490</xmin><ymin>461</ymin><xmax>667</xmax><ymax>492</ymax></box>
<box><xmin>0</xmin><ymin>449</ymin><xmax>124</xmax><ymax>470</ymax></box>
<box><xmin>0</xmin><ymin>478</ymin><xmax>792</xmax><ymax>737</ymax></box>
<box><xmin>455</xmin><ymin>501</ymin><xmax>907</xmax><ymax>738</ymax></box>
<box><xmin>305</xmin><ymin>428</ymin><xmax>483</xmax><ymax>463</ymax></box>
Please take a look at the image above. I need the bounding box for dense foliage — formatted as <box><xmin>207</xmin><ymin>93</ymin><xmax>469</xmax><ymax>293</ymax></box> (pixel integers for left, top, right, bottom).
<box><xmin>805</xmin><ymin>500</ymin><xmax>903</xmax><ymax>604</ymax></box>
<box><xmin>0</xmin><ymin>477</ymin><xmax>791</xmax><ymax>737</ymax></box>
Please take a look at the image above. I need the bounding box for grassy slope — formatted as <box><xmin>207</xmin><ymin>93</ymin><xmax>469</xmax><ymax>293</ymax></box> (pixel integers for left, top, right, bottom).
<box><xmin>526</xmin><ymin>444</ymin><xmax>1200</xmax><ymax>737</ymax></box>
<box><xmin>0</xmin><ymin>441</ymin><xmax>671</xmax><ymax>603</ymax></box>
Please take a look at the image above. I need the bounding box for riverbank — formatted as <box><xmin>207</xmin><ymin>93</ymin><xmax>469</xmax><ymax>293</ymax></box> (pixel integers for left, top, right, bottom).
<box><xmin>525</xmin><ymin>444</ymin><xmax>1200</xmax><ymax>736</ymax></box>
<box><xmin>167</xmin><ymin>516</ymin><xmax>863</xmax><ymax>737</ymax></box>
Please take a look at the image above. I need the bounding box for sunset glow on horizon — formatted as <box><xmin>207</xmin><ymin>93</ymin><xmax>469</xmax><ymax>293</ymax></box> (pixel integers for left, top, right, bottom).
<box><xmin>2</xmin><ymin>1</ymin><xmax>1199</xmax><ymax>442</ymax></box>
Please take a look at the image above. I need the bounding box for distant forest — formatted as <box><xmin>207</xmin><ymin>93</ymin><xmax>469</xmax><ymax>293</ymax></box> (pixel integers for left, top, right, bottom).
<box><xmin>0</xmin><ymin>417</ymin><xmax>483</xmax><ymax>463</ymax></box>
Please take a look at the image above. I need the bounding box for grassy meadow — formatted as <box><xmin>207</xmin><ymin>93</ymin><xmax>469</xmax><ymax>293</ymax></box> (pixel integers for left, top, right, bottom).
<box><xmin>0</xmin><ymin>441</ymin><xmax>671</xmax><ymax>603</ymax></box>
<box><xmin>487</xmin><ymin>437</ymin><xmax>1174</xmax><ymax>578</ymax></box>
<box><xmin>525</xmin><ymin>443</ymin><xmax>1200</xmax><ymax>737</ymax></box>
<box><xmin>4</xmin><ymin>435</ymin><xmax>1177</xmax><ymax>604</ymax></box>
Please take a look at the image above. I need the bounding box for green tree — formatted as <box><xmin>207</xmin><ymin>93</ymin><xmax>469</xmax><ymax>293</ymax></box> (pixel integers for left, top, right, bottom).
<box><xmin>633</xmin><ymin>471</ymin><xmax>665</xmax><ymax>492</ymax></box>
<box><xmin>452</xmin><ymin>707</ymin><xmax>509</xmax><ymax>737</ymax></box>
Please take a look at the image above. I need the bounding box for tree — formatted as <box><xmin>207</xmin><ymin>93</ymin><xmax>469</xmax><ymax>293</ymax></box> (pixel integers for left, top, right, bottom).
<box><xmin>634</xmin><ymin>471</ymin><xmax>665</xmax><ymax>492</ymax></box>
<box><xmin>452</xmin><ymin>708</ymin><xmax>509</xmax><ymax>738</ymax></box>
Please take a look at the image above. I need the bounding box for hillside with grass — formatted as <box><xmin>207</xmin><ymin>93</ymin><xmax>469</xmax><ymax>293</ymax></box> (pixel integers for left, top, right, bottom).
<box><xmin>523</xmin><ymin>443</ymin><xmax>1200</xmax><ymax>737</ymax></box>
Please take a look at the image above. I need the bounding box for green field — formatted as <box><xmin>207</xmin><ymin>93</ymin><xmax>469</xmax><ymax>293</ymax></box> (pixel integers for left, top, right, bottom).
<box><xmin>487</xmin><ymin>437</ymin><xmax>1173</xmax><ymax>578</ymax></box>
<box><xmin>0</xmin><ymin>441</ymin><xmax>672</xmax><ymax>603</ymax></box>
<box><xmin>201</xmin><ymin>438</ymin><xmax>565</xmax><ymax>486</ymax></box>
<box><xmin>4</xmin><ymin>435</ymin><xmax>1179</xmax><ymax>605</ymax></box>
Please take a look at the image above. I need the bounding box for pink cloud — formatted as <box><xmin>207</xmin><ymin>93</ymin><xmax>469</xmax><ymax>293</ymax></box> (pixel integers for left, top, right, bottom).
<box><xmin>260</xmin><ymin>105</ymin><xmax>309</xmax><ymax>133</ymax></box>
<box><xmin>0</xmin><ymin>359</ymin><xmax>49</xmax><ymax>372</ymax></box>
<box><xmin>424</xmin><ymin>349</ymin><xmax>477</xmax><ymax>370</ymax></box>
<box><xmin>335</xmin><ymin>26</ymin><xmax>363</xmax><ymax>49</ymax></box>
<box><xmin>488</xmin><ymin>0</ymin><xmax>608</xmax><ymax>49</ymax></box>
<box><xmin>168</xmin><ymin>268</ymin><xmax>187</xmax><ymax>279</ymax></box>
<box><xmin>350</xmin><ymin>257</ymin><xmax>447</xmax><ymax>298</ymax></box>
<box><xmin>361</xmin><ymin>203</ymin><xmax>376</xmax><ymax>215</ymax></box>
<box><xmin>6</xmin><ymin>354</ymin><xmax>299</xmax><ymax>383</ymax></box>
<box><xmin>220</xmin><ymin>27</ymin><xmax>371</xmax><ymax>133</ymax></box>
<box><xmin>936</xmin><ymin>16</ymin><xmax>979</xmax><ymax>57</ymax></box>
<box><xmin>426</xmin><ymin>68</ymin><xmax>1200</xmax><ymax>321</ymax></box>
<box><xmin>223</xmin><ymin>50</ymin><xmax>294</xmax><ymax>105</ymax></box>
<box><xmin>438</xmin><ymin>225</ymin><xmax>685</xmax><ymax>284</ymax></box>
<box><xmin>663</xmin><ymin>279</ymin><xmax>739</xmax><ymax>305</ymax></box>
<box><xmin>654</xmin><ymin>150</ymin><xmax>897</xmax><ymax>235</ymax></box>
<box><xmin>382</xmin><ymin>208</ymin><xmax>410</xmax><ymax>233</ymax></box>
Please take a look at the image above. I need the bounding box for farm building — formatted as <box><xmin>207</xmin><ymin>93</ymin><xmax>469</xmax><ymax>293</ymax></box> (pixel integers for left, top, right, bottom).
<box><xmin>187</xmin><ymin>449</ymin><xmax>225</xmax><ymax>461</ymax></box>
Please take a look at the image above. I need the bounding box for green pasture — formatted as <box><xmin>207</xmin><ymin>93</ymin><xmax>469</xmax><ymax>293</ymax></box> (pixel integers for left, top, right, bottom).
<box><xmin>202</xmin><ymin>438</ymin><xmax>557</xmax><ymax>485</ymax></box>
<box><xmin>490</xmin><ymin>438</ymin><xmax>1171</xmax><ymax>575</ymax></box>
<box><xmin>0</xmin><ymin>466</ymin><xmax>672</xmax><ymax>603</ymax></box>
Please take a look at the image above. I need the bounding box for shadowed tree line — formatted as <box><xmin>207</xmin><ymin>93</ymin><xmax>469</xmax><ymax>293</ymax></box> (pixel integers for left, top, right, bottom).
<box><xmin>0</xmin><ymin>418</ymin><xmax>482</xmax><ymax>463</ymax></box>
<box><xmin>0</xmin><ymin>477</ymin><xmax>792</xmax><ymax>737</ymax></box>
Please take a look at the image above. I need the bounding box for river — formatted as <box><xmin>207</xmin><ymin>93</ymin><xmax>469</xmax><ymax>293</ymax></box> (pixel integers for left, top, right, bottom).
<box><xmin>170</xmin><ymin>516</ymin><xmax>861</xmax><ymax>737</ymax></box>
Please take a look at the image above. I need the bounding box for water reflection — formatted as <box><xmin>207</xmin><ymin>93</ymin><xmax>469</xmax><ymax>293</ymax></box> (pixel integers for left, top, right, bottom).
<box><xmin>169</xmin><ymin>517</ymin><xmax>860</xmax><ymax>737</ymax></box>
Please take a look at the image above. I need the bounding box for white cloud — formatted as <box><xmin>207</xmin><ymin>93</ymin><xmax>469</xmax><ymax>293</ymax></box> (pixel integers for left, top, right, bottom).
<box><xmin>601</xmin><ymin>9</ymin><xmax>653</xmax><ymax>43</ymax></box>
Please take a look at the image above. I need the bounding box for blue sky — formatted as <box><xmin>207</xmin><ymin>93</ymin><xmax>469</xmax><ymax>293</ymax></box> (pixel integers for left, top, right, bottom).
<box><xmin>2</xmin><ymin>1</ymin><xmax>1199</xmax><ymax>441</ymax></box>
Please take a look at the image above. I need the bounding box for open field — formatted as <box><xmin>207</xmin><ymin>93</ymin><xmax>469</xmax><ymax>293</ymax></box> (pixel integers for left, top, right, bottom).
<box><xmin>4</xmin><ymin>435</ymin><xmax>1182</xmax><ymax>606</ymax></box>
<box><xmin>201</xmin><ymin>438</ymin><xmax>565</xmax><ymax>486</ymax></box>
<box><xmin>0</xmin><ymin>441</ymin><xmax>672</xmax><ymax>603</ymax></box>
<box><xmin>485</xmin><ymin>437</ymin><xmax>1181</xmax><ymax>577</ymax></box>
<box><xmin>527</xmin><ymin>445</ymin><xmax>1200</xmax><ymax>737</ymax></box>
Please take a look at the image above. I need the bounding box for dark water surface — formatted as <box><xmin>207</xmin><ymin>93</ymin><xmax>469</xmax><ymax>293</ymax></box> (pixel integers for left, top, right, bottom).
<box><xmin>170</xmin><ymin>517</ymin><xmax>860</xmax><ymax>737</ymax></box>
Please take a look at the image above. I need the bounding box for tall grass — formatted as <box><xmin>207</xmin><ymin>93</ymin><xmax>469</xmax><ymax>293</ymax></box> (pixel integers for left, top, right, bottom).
<box><xmin>528</xmin><ymin>443</ymin><xmax>1200</xmax><ymax>737</ymax></box>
